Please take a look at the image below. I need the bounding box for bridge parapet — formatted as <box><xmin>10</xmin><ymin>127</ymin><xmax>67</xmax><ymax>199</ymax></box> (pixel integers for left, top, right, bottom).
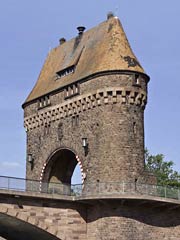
<box><xmin>0</xmin><ymin>179</ymin><xmax>180</xmax><ymax>240</ymax></box>
<box><xmin>0</xmin><ymin>175</ymin><xmax>180</xmax><ymax>202</ymax></box>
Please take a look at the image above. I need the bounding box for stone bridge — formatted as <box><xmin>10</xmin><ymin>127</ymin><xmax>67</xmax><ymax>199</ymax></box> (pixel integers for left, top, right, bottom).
<box><xmin>1</xmin><ymin>180</ymin><xmax>180</xmax><ymax>240</ymax></box>
<box><xmin>0</xmin><ymin>190</ymin><xmax>86</xmax><ymax>240</ymax></box>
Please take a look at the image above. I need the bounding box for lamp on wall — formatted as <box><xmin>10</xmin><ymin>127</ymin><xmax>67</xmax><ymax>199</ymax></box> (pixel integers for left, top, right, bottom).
<box><xmin>82</xmin><ymin>138</ymin><xmax>88</xmax><ymax>155</ymax></box>
<box><xmin>27</xmin><ymin>154</ymin><xmax>34</xmax><ymax>170</ymax></box>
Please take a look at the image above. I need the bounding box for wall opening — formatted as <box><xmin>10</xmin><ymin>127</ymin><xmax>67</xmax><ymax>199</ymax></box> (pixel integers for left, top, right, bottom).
<box><xmin>72</xmin><ymin>164</ymin><xmax>82</xmax><ymax>185</ymax></box>
<box><xmin>41</xmin><ymin>149</ymin><xmax>83</xmax><ymax>194</ymax></box>
<box><xmin>44</xmin><ymin>149</ymin><xmax>77</xmax><ymax>184</ymax></box>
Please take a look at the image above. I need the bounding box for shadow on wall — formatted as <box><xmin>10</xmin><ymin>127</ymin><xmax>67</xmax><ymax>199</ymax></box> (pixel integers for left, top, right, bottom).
<box><xmin>86</xmin><ymin>200</ymin><xmax>180</xmax><ymax>228</ymax></box>
<box><xmin>0</xmin><ymin>213</ymin><xmax>61</xmax><ymax>240</ymax></box>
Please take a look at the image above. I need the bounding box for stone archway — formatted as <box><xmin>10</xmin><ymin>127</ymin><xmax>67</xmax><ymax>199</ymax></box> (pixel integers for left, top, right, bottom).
<box><xmin>0</xmin><ymin>213</ymin><xmax>60</xmax><ymax>240</ymax></box>
<box><xmin>40</xmin><ymin>148</ymin><xmax>84</xmax><ymax>194</ymax></box>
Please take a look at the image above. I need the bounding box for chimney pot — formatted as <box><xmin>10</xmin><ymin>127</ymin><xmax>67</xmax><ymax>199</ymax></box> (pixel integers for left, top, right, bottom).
<box><xmin>59</xmin><ymin>38</ymin><xmax>66</xmax><ymax>45</ymax></box>
<box><xmin>77</xmin><ymin>26</ymin><xmax>86</xmax><ymax>36</ymax></box>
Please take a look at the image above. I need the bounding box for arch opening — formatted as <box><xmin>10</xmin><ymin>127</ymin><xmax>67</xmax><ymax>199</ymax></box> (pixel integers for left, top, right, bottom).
<box><xmin>72</xmin><ymin>164</ymin><xmax>82</xmax><ymax>185</ymax></box>
<box><xmin>0</xmin><ymin>213</ymin><xmax>60</xmax><ymax>240</ymax></box>
<box><xmin>41</xmin><ymin>149</ymin><xmax>83</xmax><ymax>194</ymax></box>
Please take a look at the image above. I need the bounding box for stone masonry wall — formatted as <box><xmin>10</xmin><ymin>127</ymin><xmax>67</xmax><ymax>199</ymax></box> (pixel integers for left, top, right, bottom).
<box><xmin>23</xmin><ymin>73</ymin><xmax>147</xmax><ymax>117</ymax></box>
<box><xmin>87</xmin><ymin>201</ymin><xmax>180</xmax><ymax>240</ymax></box>
<box><xmin>1</xmin><ymin>199</ymin><xmax>180</xmax><ymax>240</ymax></box>
<box><xmin>24</xmin><ymin>72</ymin><xmax>153</xmax><ymax>190</ymax></box>
<box><xmin>0</xmin><ymin>201</ymin><xmax>87</xmax><ymax>240</ymax></box>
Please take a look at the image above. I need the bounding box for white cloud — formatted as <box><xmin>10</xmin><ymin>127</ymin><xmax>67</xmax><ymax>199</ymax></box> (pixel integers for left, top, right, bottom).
<box><xmin>0</xmin><ymin>162</ymin><xmax>21</xmax><ymax>168</ymax></box>
<box><xmin>0</xmin><ymin>161</ymin><xmax>25</xmax><ymax>178</ymax></box>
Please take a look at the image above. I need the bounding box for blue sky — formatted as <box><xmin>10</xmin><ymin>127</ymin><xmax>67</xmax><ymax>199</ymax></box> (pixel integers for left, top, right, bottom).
<box><xmin>0</xmin><ymin>1</ymin><xmax>180</xmax><ymax>179</ymax></box>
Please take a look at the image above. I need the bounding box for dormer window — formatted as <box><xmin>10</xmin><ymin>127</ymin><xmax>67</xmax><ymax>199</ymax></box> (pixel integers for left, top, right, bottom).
<box><xmin>38</xmin><ymin>96</ymin><xmax>51</xmax><ymax>109</ymax></box>
<box><xmin>64</xmin><ymin>83</ymin><xmax>80</xmax><ymax>99</ymax></box>
<box><xmin>56</xmin><ymin>65</ymin><xmax>75</xmax><ymax>80</ymax></box>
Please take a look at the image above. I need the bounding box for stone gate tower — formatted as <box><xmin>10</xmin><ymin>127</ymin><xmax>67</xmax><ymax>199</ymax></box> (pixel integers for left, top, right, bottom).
<box><xmin>23</xmin><ymin>14</ymin><xmax>153</xmax><ymax>192</ymax></box>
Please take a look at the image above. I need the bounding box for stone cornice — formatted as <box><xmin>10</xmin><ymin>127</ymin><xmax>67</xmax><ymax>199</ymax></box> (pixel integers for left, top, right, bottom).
<box><xmin>24</xmin><ymin>87</ymin><xmax>147</xmax><ymax>131</ymax></box>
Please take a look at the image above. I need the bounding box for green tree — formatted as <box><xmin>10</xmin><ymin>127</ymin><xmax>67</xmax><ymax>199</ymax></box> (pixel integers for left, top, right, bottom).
<box><xmin>145</xmin><ymin>149</ymin><xmax>180</xmax><ymax>187</ymax></box>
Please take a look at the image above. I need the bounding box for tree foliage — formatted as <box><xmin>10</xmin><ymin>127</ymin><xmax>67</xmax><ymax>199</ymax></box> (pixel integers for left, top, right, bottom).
<box><xmin>145</xmin><ymin>149</ymin><xmax>180</xmax><ymax>187</ymax></box>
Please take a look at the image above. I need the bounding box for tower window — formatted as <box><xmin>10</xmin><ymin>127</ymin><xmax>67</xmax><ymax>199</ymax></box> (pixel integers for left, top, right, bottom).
<box><xmin>133</xmin><ymin>74</ymin><xmax>140</xmax><ymax>86</ymax></box>
<box><xmin>133</xmin><ymin>122</ymin><xmax>137</xmax><ymax>134</ymax></box>
<box><xmin>72</xmin><ymin>115</ymin><xmax>79</xmax><ymax>128</ymax></box>
<box><xmin>64</xmin><ymin>83</ymin><xmax>80</xmax><ymax>99</ymax></box>
<box><xmin>38</xmin><ymin>96</ymin><xmax>51</xmax><ymax>109</ymax></box>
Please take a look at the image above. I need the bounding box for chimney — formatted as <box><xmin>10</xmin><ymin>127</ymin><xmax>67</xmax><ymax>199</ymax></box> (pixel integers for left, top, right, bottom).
<box><xmin>77</xmin><ymin>26</ymin><xmax>86</xmax><ymax>36</ymax></box>
<box><xmin>59</xmin><ymin>38</ymin><xmax>66</xmax><ymax>45</ymax></box>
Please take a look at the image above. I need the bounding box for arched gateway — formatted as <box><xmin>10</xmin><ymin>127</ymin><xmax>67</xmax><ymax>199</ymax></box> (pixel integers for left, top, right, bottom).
<box><xmin>43</xmin><ymin>149</ymin><xmax>80</xmax><ymax>184</ymax></box>
<box><xmin>40</xmin><ymin>148</ymin><xmax>84</xmax><ymax>194</ymax></box>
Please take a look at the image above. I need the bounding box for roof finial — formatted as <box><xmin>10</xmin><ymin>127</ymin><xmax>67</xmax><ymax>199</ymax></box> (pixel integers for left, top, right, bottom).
<box><xmin>107</xmin><ymin>11</ymin><xmax>114</xmax><ymax>20</ymax></box>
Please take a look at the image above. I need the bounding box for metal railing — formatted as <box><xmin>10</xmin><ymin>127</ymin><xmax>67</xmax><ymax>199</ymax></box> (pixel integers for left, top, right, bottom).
<box><xmin>0</xmin><ymin>175</ymin><xmax>180</xmax><ymax>201</ymax></box>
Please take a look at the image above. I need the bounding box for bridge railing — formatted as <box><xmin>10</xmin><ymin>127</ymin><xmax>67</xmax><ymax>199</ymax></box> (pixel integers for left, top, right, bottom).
<box><xmin>0</xmin><ymin>175</ymin><xmax>180</xmax><ymax>201</ymax></box>
<box><xmin>0</xmin><ymin>175</ymin><xmax>26</xmax><ymax>191</ymax></box>
<box><xmin>76</xmin><ymin>182</ymin><xmax>180</xmax><ymax>200</ymax></box>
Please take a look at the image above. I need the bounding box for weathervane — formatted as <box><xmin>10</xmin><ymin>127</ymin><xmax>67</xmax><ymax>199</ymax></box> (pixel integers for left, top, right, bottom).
<box><xmin>115</xmin><ymin>5</ymin><xmax>119</xmax><ymax>17</ymax></box>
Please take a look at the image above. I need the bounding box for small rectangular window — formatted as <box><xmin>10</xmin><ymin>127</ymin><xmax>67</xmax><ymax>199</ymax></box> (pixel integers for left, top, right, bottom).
<box><xmin>133</xmin><ymin>74</ymin><xmax>141</xmax><ymax>86</ymax></box>
<box><xmin>64</xmin><ymin>83</ymin><xmax>80</xmax><ymax>99</ymax></box>
<box><xmin>72</xmin><ymin>115</ymin><xmax>79</xmax><ymax>128</ymax></box>
<box><xmin>38</xmin><ymin>95</ymin><xmax>51</xmax><ymax>109</ymax></box>
<box><xmin>56</xmin><ymin>65</ymin><xmax>75</xmax><ymax>80</ymax></box>
<box><xmin>135</xmin><ymin>75</ymin><xmax>140</xmax><ymax>84</ymax></box>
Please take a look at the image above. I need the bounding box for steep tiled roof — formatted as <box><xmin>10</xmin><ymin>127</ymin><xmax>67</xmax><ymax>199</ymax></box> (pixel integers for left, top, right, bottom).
<box><xmin>24</xmin><ymin>16</ymin><xmax>146</xmax><ymax>104</ymax></box>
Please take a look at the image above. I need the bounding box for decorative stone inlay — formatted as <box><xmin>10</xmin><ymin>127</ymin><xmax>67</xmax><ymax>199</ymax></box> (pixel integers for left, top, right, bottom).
<box><xmin>24</xmin><ymin>87</ymin><xmax>147</xmax><ymax>131</ymax></box>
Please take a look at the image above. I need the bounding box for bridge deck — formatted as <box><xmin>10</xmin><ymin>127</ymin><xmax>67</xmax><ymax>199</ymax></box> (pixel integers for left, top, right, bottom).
<box><xmin>0</xmin><ymin>175</ymin><xmax>180</xmax><ymax>206</ymax></box>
